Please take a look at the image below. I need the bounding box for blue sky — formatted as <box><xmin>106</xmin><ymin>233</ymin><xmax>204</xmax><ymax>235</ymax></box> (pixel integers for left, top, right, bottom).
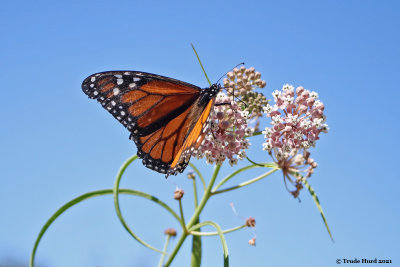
<box><xmin>1</xmin><ymin>0</ymin><xmax>399</xmax><ymax>266</ymax></box>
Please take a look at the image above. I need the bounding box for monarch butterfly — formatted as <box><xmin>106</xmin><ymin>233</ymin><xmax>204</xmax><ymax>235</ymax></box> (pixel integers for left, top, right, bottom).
<box><xmin>82</xmin><ymin>71</ymin><xmax>220</xmax><ymax>177</ymax></box>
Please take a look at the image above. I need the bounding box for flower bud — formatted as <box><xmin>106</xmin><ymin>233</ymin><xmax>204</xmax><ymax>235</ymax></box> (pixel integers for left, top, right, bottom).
<box><xmin>174</xmin><ymin>188</ymin><xmax>184</xmax><ymax>200</ymax></box>
<box><xmin>187</xmin><ymin>171</ymin><xmax>195</xmax><ymax>179</ymax></box>
<box><xmin>164</xmin><ymin>228</ymin><xmax>177</xmax><ymax>236</ymax></box>
<box><xmin>216</xmin><ymin>111</ymin><xmax>225</xmax><ymax>120</ymax></box>
<box><xmin>248</xmin><ymin>237</ymin><xmax>256</xmax><ymax>246</ymax></box>
<box><xmin>245</xmin><ymin>217</ymin><xmax>256</xmax><ymax>227</ymax></box>
<box><xmin>293</xmin><ymin>154</ymin><xmax>304</xmax><ymax>165</ymax></box>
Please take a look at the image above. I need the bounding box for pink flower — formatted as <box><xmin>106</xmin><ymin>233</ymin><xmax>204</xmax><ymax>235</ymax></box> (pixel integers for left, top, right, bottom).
<box><xmin>194</xmin><ymin>93</ymin><xmax>250</xmax><ymax>166</ymax></box>
<box><xmin>263</xmin><ymin>84</ymin><xmax>328</xmax><ymax>198</ymax></box>
<box><xmin>263</xmin><ymin>84</ymin><xmax>328</xmax><ymax>158</ymax></box>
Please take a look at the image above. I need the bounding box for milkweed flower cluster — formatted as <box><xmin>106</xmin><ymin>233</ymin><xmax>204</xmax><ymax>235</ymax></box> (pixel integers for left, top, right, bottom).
<box><xmin>223</xmin><ymin>66</ymin><xmax>268</xmax><ymax>129</ymax></box>
<box><xmin>262</xmin><ymin>84</ymin><xmax>328</xmax><ymax>197</ymax></box>
<box><xmin>194</xmin><ymin>93</ymin><xmax>250</xmax><ymax>166</ymax></box>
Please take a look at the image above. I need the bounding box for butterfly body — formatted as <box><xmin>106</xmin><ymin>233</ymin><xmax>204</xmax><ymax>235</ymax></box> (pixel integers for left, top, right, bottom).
<box><xmin>82</xmin><ymin>71</ymin><xmax>220</xmax><ymax>177</ymax></box>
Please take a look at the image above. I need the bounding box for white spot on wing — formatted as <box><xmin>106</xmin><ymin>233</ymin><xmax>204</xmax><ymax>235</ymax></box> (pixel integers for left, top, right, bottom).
<box><xmin>113</xmin><ymin>88</ymin><xmax>120</xmax><ymax>95</ymax></box>
<box><xmin>114</xmin><ymin>75</ymin><xmax>122</xmax><ymax>78</ymax></box>
<box><xmin>117</xmin><ymin>79</ymin><xmax>123</xmax><ymax>85</ymax></box>
<box><xmin>129</xmin><ymin>83</ymin><xmax>136</xmax><ymax>88</ymax></box>
<box><xmin>133</xmin><ymin>77</ymin><xmax>140</xmax><ymax>82</ymax></box>
<box><xmin>90</xmin><ymin>77</ymin><xmax>96</xmax><ymax>82</ymax></box>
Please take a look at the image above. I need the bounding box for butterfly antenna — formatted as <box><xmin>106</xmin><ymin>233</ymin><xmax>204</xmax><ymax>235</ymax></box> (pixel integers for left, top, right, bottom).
<box><xmin>223</xmin><ymin>89</ymin><xmax>248</xmax><ymax>108</ymax></box>
<box><xmin>215</xmin><ymin>62</ymin><xmax>245</xmax><ymax>85</ymax></box>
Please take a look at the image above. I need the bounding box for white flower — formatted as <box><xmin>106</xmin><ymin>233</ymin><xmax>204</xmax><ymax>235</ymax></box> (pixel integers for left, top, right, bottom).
<box><xmin>272</xmin><ymin>90</ymin><xmax>281</xmax><ymax>99</ymax></box>
<box><xmin>262</xmin><ymin>142</ymin><xmax>273</xmax><ymax>151</ymax></box>
<box><xmin>229</xmin><ymin>158</ymin><xmax>238</xmax><ymax>166</ymax></box>
<box><xmin>310</xmin><ymin>91</ymin><xmax>319</xmax><ymax>99</ymax></box>
<box><xmin>282</xmin><ymin>84</ymin><xmax>294</xmax><ymax>91</ymax></box>
<box><xmin>263</xmin><ymin>104</ymin><xmax>273</xmax><ymax>114</ymax></box>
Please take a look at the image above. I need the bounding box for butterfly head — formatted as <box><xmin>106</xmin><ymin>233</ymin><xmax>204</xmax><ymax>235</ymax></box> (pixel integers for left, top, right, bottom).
<box><xmin>198</xmin><ymin>84</ymin><xmax>221</xmax><ymax>106</ymax></box>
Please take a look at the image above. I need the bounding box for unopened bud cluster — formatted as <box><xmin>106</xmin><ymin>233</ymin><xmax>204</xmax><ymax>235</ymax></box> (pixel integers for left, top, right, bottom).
<box><xmin>223</xmin><ymin>66</ymin><xmax>268</xmax><ymax>123</ymax></box>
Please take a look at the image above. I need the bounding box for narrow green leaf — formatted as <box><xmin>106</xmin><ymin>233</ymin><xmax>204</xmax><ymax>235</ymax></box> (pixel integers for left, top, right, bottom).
<box><xmin>30</xmin><ymin>188</ymin><xmax>178</xmax><ymax>267</ymax></box>
<box><xmin>113</xmin><ymin>155</ymin><xmax>183</xmax><ymax>254</ymax></box>
<box><xmin>189</xmin><ymin>221</ymin><xmax>229</xmax><ymax>267</ymax></box>
<box><xmin>191</xmin><ymin>232</ymin><xmax>202</xmax><ymax>267</ymax></box>
<box><xmin>191</xmin><ymin>43</ymin><xmax>212</xmax><ymax>86</ymax></box>
<box><xmin>302</xmin><ymin>178</ymin><xmax>334</xmax><ymax>242</ymax></box>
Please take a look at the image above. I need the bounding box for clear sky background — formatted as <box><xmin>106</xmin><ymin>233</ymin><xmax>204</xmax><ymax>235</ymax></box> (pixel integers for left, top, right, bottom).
<box><xmin>1</xmin><ymin>0</ymin><xmax>399</xmax><ymax>266</ymax></box>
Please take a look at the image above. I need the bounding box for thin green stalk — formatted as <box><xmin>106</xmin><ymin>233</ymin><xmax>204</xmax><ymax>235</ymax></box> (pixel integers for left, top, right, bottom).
<box><xmin>190</xmin><ymin>176</ymin><xmax>201</xmax><ymax>267</ymax></box>
<box><xmin>113</xmin><ymin>155</ymin><xmax>183</xmax><ymax>254</ymax></box>
<box><xmin>190</xmin><ymin>221</ymin><xmax>229</xmax><ymax>267</ymax></box>
<box><xmin>179</xmin><ymin>200</ymin><xmax>187</xmax><ymax>233</ymax></box>
<box><xmin>213</xmin><ymin>163</ymin><xmax>277</xmax><ymax>192</ymax></box>
<box><xmin>189</xmin><ymin>162</ymin><xmax>206</xmax><ymax>191</ymax></box>
<box><xmin>164</xmin><ymin>230</ymin><xmax>188</xmax><ymax>267</ymax></box>
<box><xmin>213</xmin><ymin>168</ymin><xmax>279</xmax><ymax>195</ymax></box>
<box><xmin>192</xmin><ymin>177</ymin><xmax>199</xmax><ymax>208</ymax></box>
<box><xmin>30</xmin><ymin>188</ymin><xmax>175</xmax><ymax>267</ymax></box>
<box><xmin>164</xmin><ymin>164</ymin><xmax>221</xmax><ymax>267</ymax></box>
<box><xmin>158</xmin><ymin>235</ymin><xmax>171</xmax><ymax>267</ymax></box>
<box><xmin>186</xmin><ymin>164</ymin><xmax>221</xmax><ymax>228</ymax></box>
<box><xmin>251</xmin><ymin>131</ymin><xmax>263</xmax><ymax>137</ymax></box>
<box><xmin>191</xmin><ymin>43</ymin><xmax>212</xmax><ymax>86</ymax></box>
<box><xmin>190</xmin><ymin>224</ymin><xmax>246</xmax><ymax>236</ymax></box>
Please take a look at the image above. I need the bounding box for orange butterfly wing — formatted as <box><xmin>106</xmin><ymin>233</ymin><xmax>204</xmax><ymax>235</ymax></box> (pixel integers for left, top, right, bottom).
<box><xmin>82</xmin><ymin>71</ymin><xmax>219</xmax><ymax>176</ymax></box>
<box><xmin>167</xmin><ymin>97</ymin><xmax>215</xmax><ymax>176</ymax></box>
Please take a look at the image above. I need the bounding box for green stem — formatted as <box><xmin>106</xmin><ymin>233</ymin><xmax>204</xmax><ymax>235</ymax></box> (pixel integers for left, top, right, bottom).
<box><xmin>213</xmin><ymin>163</ymin><xmax>274</xmax><ymax>192</ymax></box>
<box><xmin>190</xmin><ymin>224</ymin><xmax>246</xmax><ymax>236</ymax></box>
<box><xmin>190</xmin><ymin>221</ymin><xmax>229</xmax><ymax>267</ymax></box>
<box><xmin>191</xmin><ymin>43</ymin><xmax>212</xmax><ymax>86</ymax></box>
<box><xmin>189</xmin><ymin>162</ymin><xmax>206</xmax><ymax>192</ymax></box>
<box><xmin>213</xmin><ymin>163</ymin><xmax>278</xmax><ymax>192</ymax></box>
<box><xmin>30</xmin><ymin>188</ymin><xmax>176</xmax><ymax>267</ymax></box>
<box><xmin>113</xmin><ymin>155</ymin><xmax>183</xmax><ymax>254</ymax></box>
<box><xmin>192</xmin><ymin>177</ymin><xmax>199</xmax><ymax>208</ymax></box>
<box><xmin>190</xmin><ymin>177</ymin><xmax>201</xmax><ymax>267</ymax></box>
<box><xmin>179</xmin><ymin>200</ymin><xmax>187</xmax><ymax>233</ymax></box>
<box><xmin>158</xmin><ymin>235</ymin><xmax>171</xmax><ymax>267</ymax></box>
<box><xmin>164</xmin><ymin>164</ymin><xmax>221</xmax><ymax>266</ymax></box>
<box><xmin>213</xmin><ymin>168</ymin><xmax>279</xmax><ymax>195</ymax></box>
<box><xmin>251</xmin><ymin>131</ymin><xmax>263</xmax><ymax>137</ymax></box>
